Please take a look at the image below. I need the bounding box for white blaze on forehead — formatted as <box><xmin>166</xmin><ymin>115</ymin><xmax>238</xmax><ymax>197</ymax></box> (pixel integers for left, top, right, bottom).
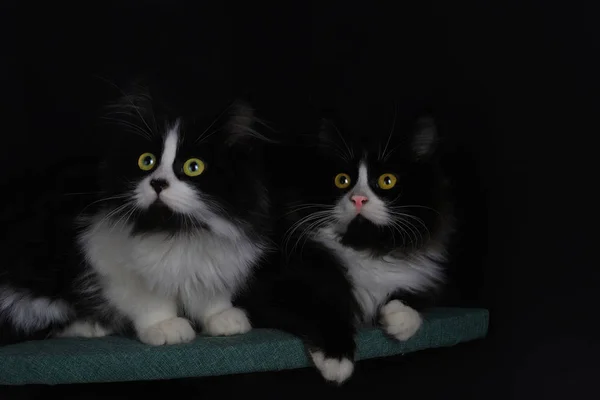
<box><xmin>158</xmin><ymin>123</ymin><xmax>180</xmax><ymax>175</ymax></box>
<box><xmin>354</xmin><ymin>162</ymin><xmax>370</xmax><ymax>195</ymax></box>
<box><xmin>133</xmin><ymin>121</ymin><xmax>182</xmax><ymax>209</ymax></box>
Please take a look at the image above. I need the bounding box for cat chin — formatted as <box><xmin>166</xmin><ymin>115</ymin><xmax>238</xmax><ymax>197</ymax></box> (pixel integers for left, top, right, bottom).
<box><xmin>339</xmin><ymin>215</ymin><xmax>396</xmax><ymax>253</ymax></box>
<box><xmin>340</xmin><ymin>215</ymin><xmax>377</xmax><ymax>246</ymax></box>
<box><xmin>130</xmin><ymin>203</ymin><xmax>209</xmax><ymax>235</ymax></box>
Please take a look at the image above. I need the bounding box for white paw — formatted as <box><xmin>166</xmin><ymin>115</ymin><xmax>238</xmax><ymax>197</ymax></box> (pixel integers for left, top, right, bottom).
<box><xmin>56</xmin><ymin>320</ymin><xmax>111</xmax><ymax>338</ymax></box>
<box><xmin>310</xmin><ymin>351</ymin><xmax>354</xmax><ymax>384</ymax></box>
<box><xmin>380</xmin><ymin>300</ymin><xmax>422</xmax><ymax>341</ymax></box>
<box><xmin>138</xmin><ymin>317</ymin><xmax>196</xmax><ymax>345</ymax></box>
<box><xmin>203</xmin><ymin>307</ymin><xmax>251</xmax><ymax>336</ymax></box>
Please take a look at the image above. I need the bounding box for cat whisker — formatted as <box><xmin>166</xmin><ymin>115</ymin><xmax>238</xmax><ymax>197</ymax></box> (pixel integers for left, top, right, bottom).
<box><xmin>330</xmin><ymin>121</ymin><xmax>354</xmax><ymax>160</ymax></box>
<box><xmin>104</xmin><ymin>202</ymin><xmax>131</xmax><ymax>222</ymax></box>
<box><xmin>283</xmin><ymin>211</ymin><xmax>328</xmax><ymax>236</ymax></box>
<box><xmin>108</xmin><ymin>203</ymin><xmax>137</xmax><ymax>234</ymax></box>
<box><xmin>388</xmin><ymin>194</ymin><xmax>403</xmax><ymax>204</ymax></box>
<box><xmin>203</xmin><ymin>196</ymin><xmax>236</xmax><ymax>222</ymax></box>
<box><xmin>196</xmin><ymin>127</ymin><xmax>223</xmax><ymax>146</ymax></box>
<box><xmin>395</xmin><ymin>222</ymin><xmax>412</xmax><ymax>248</ymax></box>
<box><xmin>63</xmin><ymin>191</ymin><xmax>105</xmax><ymax>196</ymax></box>
<box><xmin>102</xmin><ymin>80</ymin><xmax>155</xmax><ymax>138</ymax></box>
<box><xmin>391</xmin><ymin>204</ymin><xmax>440</xmax><ymax>215</ymax></box>
<box><xmin>283</xmin><ymin>213</ymin><xmax>328</xmax><ymax>251</ymax></box>
<box><xmin>78</xmin><ymin>193</ymin><xmax>132</xmax><ymax>217</ymax></box>
<box><xmin>389</xmin><ymin>219</ymin><xmax>411</xmax><ymax>247</ymax></box>
<box><xmin>291</xmin><ymin>215</ymin><xmax>336</xmax><ymax>257</ymax></box>
<box><xmin>390</xmin><ymin>211</ymin><xmax>432</xmax><ymax>242</ymax></box>
<box><xmin>230</xmin><ymin>124</ymin><xmax>274</xmax><ymax>143</ymax></box>
<box><xmin>284</xmin><ymin>204</ymin><xmax>334</xmax><ymax>216</ymax></box>
<box><xmin>317</xmin><ymin>139</ymin><xmax>351</xmax><ymax>162</ymax></box>
<box><xmin>379</xmin><ymin>103</ymin><xmax>397</xmax><ymax>161</ymax></box>
<box><xmin>87</xmin><ymin>202</ymin><xmax>132</xmax><ymax>236</ymax></box>
<box><xmin>254</xmin><ymin>115</ymin><xmax>277</xmax><ymax>133</ymax></box>
<box><xmin>119</xmin><ymin>204</ymin><xmax>139</xmax><ymax>229</ymax></box>
<box><xmin>101</xmin><ymin>116</ymin><xmax>153</xmax><ymax>141</ymax></box>
<box><xmin>297</xmin><ymin>218</ymin><xmax>336</xmax><ymax>256</ymax></box>
<box><xmin>283</xmin><ymin>211</ymin><xmax>333</xmax><ymax>256</ymax></box>
<box><xmin>392</xmin><ymin>217</ymin><xmax>420</xmax><ymax>248</ymax></box>
<box><xmin>382</xmin><ymin>143</ymin><xmax>402</xmax><ymax>162</ymax></box>
<box><xmin>395</xmin><ymin>215</ymin><xmax>429</xmax><ymax>248</ymax></box>
<box><xmin>387</xmin><ymin>220</ymin><xmax>407</xmax><ymax>247</ymax></box>
<box><xmin>196</xmin><ymin>102</ymin><xmax>235</xmax><ymax>143</ymax></box>
<box><xmin>100</xmin><ymin>77</ymin><xmax>156</xmax><ymax>137</ymax></box>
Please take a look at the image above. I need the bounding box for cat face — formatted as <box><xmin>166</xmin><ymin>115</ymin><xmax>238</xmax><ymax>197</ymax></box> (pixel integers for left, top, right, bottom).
<box><xmin>96</xmin><ymin>91</ymin><xmax>269</xmax><ymax>238</ymax></box>
<box><xmin>285</xmin><ymin>115</ymin><xmax>446</xmax><ymax>254</ymax></box>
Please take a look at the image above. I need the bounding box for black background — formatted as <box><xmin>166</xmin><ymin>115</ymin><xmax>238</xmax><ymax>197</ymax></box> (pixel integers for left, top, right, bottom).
<box><xmin>1</xmin><ymin>1</ymin><xmax>598</xmax><ymax>398</ymax></box>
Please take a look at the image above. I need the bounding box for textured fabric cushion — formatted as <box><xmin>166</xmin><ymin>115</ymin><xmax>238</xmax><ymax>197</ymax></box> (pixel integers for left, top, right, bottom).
<box><xmin>0</xmin><ymin>307</ymin><xmax>488</xmax><ymax>385</ymax></box>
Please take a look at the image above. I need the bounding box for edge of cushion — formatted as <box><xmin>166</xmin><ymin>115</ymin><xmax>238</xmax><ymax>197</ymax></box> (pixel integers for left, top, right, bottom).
<box><xmin>0</xmin><ymin>307</ymin><xmax>489</xmax><ymax>385</ymax></box>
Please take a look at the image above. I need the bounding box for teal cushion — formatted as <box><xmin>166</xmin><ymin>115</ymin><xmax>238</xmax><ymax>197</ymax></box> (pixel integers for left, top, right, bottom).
<box><xmin>0</xmin><ymin>307</ymin><xmax>488</xmax><ymax>385</ymax></box>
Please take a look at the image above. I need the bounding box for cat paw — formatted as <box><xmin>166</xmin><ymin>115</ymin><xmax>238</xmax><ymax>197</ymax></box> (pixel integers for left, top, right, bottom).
<box><xmin>204</xmin><ymin>307</ymin><xmax>251</xmax><ymax>336</ymax></box>
<box><xmin>310</xmin><ymin>351</ymin><xmax>354</xmax><ymax>384</ymax></box>
<box><xmin>138</xmin><ymin>317</ymin><xmax>196</xmax><ymax>345</ymax></box>
<box><xmin>380</xmin><ymin>300</ymin><xmax>422</xmax><ymax>341</ymax></box>
<box><xmin>56</xmin><ymin>320</ymin><xmax>111</xmax><ymax>338</ymax></box>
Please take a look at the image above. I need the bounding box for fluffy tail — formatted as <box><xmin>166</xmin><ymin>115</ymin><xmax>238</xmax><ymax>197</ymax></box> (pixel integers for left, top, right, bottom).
<box><xmin>0</xmin><ymin>286</ymin><xmax>73</xmax><ymax>345</ymax></box>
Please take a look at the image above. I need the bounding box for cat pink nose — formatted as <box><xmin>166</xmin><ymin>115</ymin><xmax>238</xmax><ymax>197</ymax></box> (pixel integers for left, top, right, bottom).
<box><xmin>351</xmin><ymin>195</ymin><xmax>369</xmax><ymax>212</ymax></box>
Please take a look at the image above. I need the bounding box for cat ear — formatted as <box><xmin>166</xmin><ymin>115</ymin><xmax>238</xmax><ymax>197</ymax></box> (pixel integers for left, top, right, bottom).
<box><xmin>318</xmin><ymin>118</ymin><xmax>336</xmax><ymax>145</ymax></box>
<box><xmin>411</xmin><ymin>116</ymin><xmax>437</xmax><ymax>158</ymax></box>
<box><xmin>316</xmin><ymin>115</ymin><xmax>356</xmax><ymax>160</ymax></box>
<box><xmin>313</xmin><ymin>105</ymin><xmax>338</xmax><ymax>142</ymax></box>
<box><xmin>223</xmin><ymin>100</ymin><xmax>276</xmax><ymax>147</ymax></box>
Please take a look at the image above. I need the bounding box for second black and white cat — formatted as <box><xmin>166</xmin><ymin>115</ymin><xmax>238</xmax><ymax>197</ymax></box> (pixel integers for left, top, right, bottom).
<box><xmin>0</xmin><ymin>85</ymin><xmax>272</xmax><ymax>345</ymax></box>
<box><xmin>239</xmin><ymin>109</ymin><xmax>455</xmax><ymax>384</ymax></box>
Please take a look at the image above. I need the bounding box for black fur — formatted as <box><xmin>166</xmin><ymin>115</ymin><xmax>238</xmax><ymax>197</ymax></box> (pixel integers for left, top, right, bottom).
<box><xmin>0</xmin><ymin>158</ymin><xmax>104</xmax><ymax>344</ymax></box>
<box><xmin>238</xmin><ymin>105</ymin><xmax>456</xmax><ymax>381</ymax></box>
<box><xmin>0</xmin><ymin>78</ymin><xmax>271</xmax><ymax>345</ymax></box>
<box><xmin>241</xmin><ymin>239</ymin><xmax>360</xmax><ymax>361</ymax></box>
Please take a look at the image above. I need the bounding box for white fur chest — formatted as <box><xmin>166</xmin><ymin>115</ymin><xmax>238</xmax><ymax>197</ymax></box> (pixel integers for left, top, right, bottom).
<box><xmin>316</xmin><ymin>228</ymin><xmax>444</xmax><ymax>322</ymax></box>
<box><xmin>80</xmin><ymin>215</ymin><xmax>264</xmax><ymax>298</ymax></box>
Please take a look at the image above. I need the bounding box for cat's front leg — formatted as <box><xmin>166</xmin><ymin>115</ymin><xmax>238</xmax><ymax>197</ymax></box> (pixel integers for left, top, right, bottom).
<box><xmin>104</xmin><ymin>276</ymin><xmax>196</xmax><ymax>345</ymax></box>
<box><xmin>303</xmin><ymin>309</ymin><xmax>357</xmax><ymax>384</ymax></box>
<box><xmin>183</xmin><ymin>293</ymin><xmax>251</xmax><ymax>336</ymax></box>
<box><xmin>380</xmin><ymin>299</ymin><xmax>423</xmax><ymax>341</ymax></box>
<box><xmin>307</xmin><ymin>330</ymin><xmax>356</xmax><ymax>385</ymax></box>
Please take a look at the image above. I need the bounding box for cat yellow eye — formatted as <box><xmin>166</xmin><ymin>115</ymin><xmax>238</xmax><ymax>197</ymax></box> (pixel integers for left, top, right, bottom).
<box><xmin>378</xmin><ymin>173</ymin><xmax>397</xmax><ymax>190</ymax></box>
<box><xmin>183</xmin><ymin>158</ymin><xmax>205</xmax><ymax>177</ymax></box>
<box><xmin>334</xmin><ymin>173</ymin><xmax>351</xmax><ymax>189</ymax></box>
<box><xmin>138</xmin><ymin>153</ymin><xmax>156</xmax><ymax>171</ymax></box>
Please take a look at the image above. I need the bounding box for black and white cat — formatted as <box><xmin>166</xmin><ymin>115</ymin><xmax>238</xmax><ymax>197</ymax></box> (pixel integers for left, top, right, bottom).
<box><xmin>0</xmin><ymin>87</ymin><xmax>272</xmax><ymax>345</ymax></box>
<box><xmin>239</xmin><ymin>110</ymin><xmax>455</xmax><ymax>384</ymax></box>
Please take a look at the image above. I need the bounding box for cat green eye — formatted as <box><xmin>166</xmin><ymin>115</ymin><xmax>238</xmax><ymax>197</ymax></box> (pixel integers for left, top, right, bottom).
<box><xmin>378</xmin><ymin>173</ymin><xmax>397</xmax><ymax>190</ymax></box>
<box><xmin>334</xmin><ymin>173</ymin><xmax>351</xmax><ymax>189</ymax></box>
<box><xmin>138</xmin><ymin>153</ymin><xmax>156</xmax><ymax>171</ymax></box>
<box><xmin>183</xmin><ymin>158</ymin><xmax>205</xmax><ymax>177</ymax></box>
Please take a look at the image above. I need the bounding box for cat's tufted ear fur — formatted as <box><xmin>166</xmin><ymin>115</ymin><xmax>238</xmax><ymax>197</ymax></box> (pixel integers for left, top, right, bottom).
<box><xmin>224</xmin><ymin>100</ymin><xmax>275</xmax><ymax>147</ymax></box>
<box><xmin>411</xmin><ymin>116</ymin><xmax>437</xmax><ymax>158</ymax></box>
<box><xmin>318</xmin><ymin>118</ymin><xmax>336</xmax><ymax>146</ymax></box>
